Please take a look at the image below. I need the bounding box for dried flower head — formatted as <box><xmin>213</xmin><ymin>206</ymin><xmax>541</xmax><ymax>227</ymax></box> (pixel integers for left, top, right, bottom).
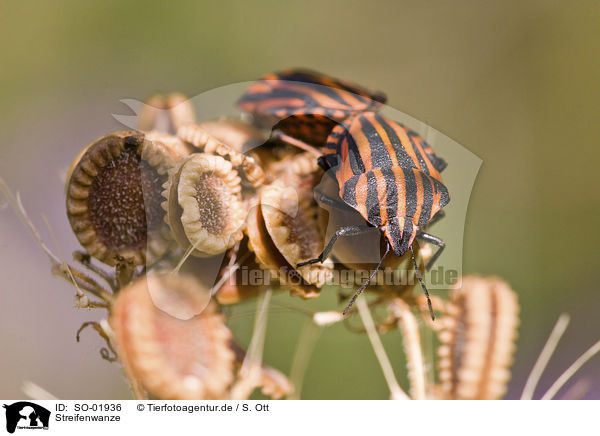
<box><xmin>66</xmin><ymin>131</ymin><xmax>175</xmax><ymax>266</ymax></box>
<box><xmin>260</xmin><ymin>183</ymin><xmax>332</xmax><ymax>288</ymax></box>
<box><xmin>144</xmin><ymin>130</ymin><xmax>192</xmax><ymax>160</ymax></box>
<box><xmin>435</xmin><ymin>275</ymin><xmax>520</xmax><ymax>399</ymax></box>
<box><xmin>245</xmin><ymin>198</ymin><xmax>320</xmax><ymax>299</ymax></box>
<box><xmin>162</xmin><ymin>153</ymin><xmax>245</xmax><ymax>256</ymax></box>
<box><xmin>110</xmin><ymin>273</ymin><xmax>235</xmax><ymax>399</ymax></box>
<box><xmin>182</xmin><ymin>118</ymin><xmax>266</xmax><ymax>153</ymax></box>
<box><xmin>178</xmin><ymin>121</ymin><xmax>267</xmax><ymax>187</ymax></box>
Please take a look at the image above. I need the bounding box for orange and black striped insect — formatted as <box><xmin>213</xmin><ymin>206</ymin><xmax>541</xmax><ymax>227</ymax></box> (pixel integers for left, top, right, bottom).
<box><xmin>238</xmin><ymin>69</ymin><xmax>386</xmax><ymax>146</ymax></box>
<box><xmin>238</xmin><ymin>70</ymin><xmax>449</xmax><ymax>318</ymax></box>
<box><xmin>310</xmin><ymin>112</ymin><xmax>449</xmax><ymax>317</ymax></box>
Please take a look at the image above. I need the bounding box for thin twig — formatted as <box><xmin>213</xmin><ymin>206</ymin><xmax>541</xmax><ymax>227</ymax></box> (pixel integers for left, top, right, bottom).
<box><xmin>73</xmin><ymin>251</ymin><xmax>117</xmax><ymax>291</ymax></box>
<box><xmin>520</xmin><ymin>313</ymin><xmax>570</xmax><ymax>400</ymax></box>
<box><xmin>171</xmin><ymin>238</ymin><xmax>204</xmax><ymax>274</ymax></box>
<box><xmin>0</xmin><ymin>179</ymin><xmax>60</xmax><ymax>264</ymax></box>
<box><xmin>356</xmin><ymin>296</ymin><xmax>410</xmax><ymax>400</ymax></box>
<box><xmin>42</xmin><ymin>214</ymin><xmax>85</xmax><ymax>297</ymax></box>
<box><xmin>52</xmin><ymin>264</ymin><xmax>114</xmax><ymax>304</ymax></box>
<box><xmin>541</xmin><ymin>340</ymin><xmax>600</xmax><ymax>400</ymax></box>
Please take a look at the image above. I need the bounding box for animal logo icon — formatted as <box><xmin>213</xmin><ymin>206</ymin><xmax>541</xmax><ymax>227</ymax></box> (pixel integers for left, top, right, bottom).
<box><xmin>3</xmin><ymin>402</ymin><xmax>50</xmax><ymax>433</ymax></box>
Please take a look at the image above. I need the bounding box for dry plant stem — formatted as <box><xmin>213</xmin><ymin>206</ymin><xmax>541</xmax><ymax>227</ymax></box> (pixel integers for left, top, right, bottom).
<box><xmin>0</xmin><ymin>180</ymin><xmax>115</xmax><ymax>304</ymax></box>
<box><xmin>520</xmin><ymin>313</ymin><xmax>570</xmax><ymax>400</ymax></box>
<box><xmin>231</xmin><ymin>288</ymin><xmax>273</xmax><ymax>399</ymax></box>
<box><xmin>392</xmin><ymin>299</ymin><xmax>426</xmax><ymax>400</ymax></box>
<box><xmin>540</xmin><ymin>340</ymin><xmax>600</xmax><ymax>400</ymax></box>
<box><xmin>126</xmin><ymin>371</ymin><xmax>146</xmax><ymax>400</ymax></box>
<box><xmin>288</xmin><ymin>320</ymin><xmax>322</xmax><ymax>399</ymax></box>
<box><xmin>210</xmin><ymin>251</ymin><xmax>250</xmax><ymax>297</ymax></box>
<box><xmin>356</xmin><ymin>296</ymin><xmax>410</xmax><ymax>400</ymax></box>
<box><xmin>242</xmin><ymin>288</ymin><xmax>272</xmax><ymax>372</ymax></box>
<box><xmin>73</xmin><ymin>251</ymin><xmax>118</xmax><ymax>291</ymax></box>
<box><xmin>42</xmin><ymin>214</ymin><xmax>86</xmax><ymax>299</ymax></box>
<box><xmin>0</xmin><ymin>179</ymin><xmax>60</xmax><ymax>264</ymax></box>
<box><xmin>54</xmin><ymin>264</ymin><xmax>114</xmax><ymax>304</ymax></box>
<box><xmin>22</xmin><ymin>381</ymin><xmax>58</xmax><ymax>400</ymax></box>
<box><xmin>172</xmin><ymin>243</ymin><xmax>198</xmax><ymax>274</ymax></box>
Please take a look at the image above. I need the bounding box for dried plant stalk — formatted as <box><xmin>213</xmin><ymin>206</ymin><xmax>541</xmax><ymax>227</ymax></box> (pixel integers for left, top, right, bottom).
<box><xmin>356</xmin><ymin>296</ymin><xmax>410</xmax><ymax>400</ymax></box>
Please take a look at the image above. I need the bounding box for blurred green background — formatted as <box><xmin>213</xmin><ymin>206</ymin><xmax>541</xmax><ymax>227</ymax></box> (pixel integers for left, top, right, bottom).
<box><xmin>1</xmin><ymin>0</ymin><xmax>598</xmax><ymax>399</ymax></box>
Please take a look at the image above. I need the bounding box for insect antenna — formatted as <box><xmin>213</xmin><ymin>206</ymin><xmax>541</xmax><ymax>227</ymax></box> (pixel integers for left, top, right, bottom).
<box><xmin>410</xmin><ymin>244</ymin><xmax>435</xmax><ymax>320</ymax></box>
<box><xmin>343</xmin><ymin>241</ymin><xmax>390</xmax><ymax>315</ymax></box>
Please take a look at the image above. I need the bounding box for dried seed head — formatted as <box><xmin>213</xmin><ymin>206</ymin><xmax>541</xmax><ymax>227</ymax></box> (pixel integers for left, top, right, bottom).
<box><xmin>260</xmin><ymin>183</ymin><xmax>333</xmax><ymax>288</ymax></box>
<box><xmin>110</xmin><ymin>273</ymin><xmax>235</xmax><ymax>400</ymax></box>
<box><xmin>138</xmin><ymin>92</ymin><xmax>196</xmax><ymax>133</ymax></box>
<box><xmin>245</xmin><ymin>200</ymin><xmax>320</xmax><ymax>299</ymax></box>
<box><xmin>178</xmin><ymin>121</ymin><xmax>267</xmax><ymax>187</ymax></box>
<box><xmin>66</xmin><ymin>131</ymin><xmax>174</xmax><ymax>266</ymax></box>
<box><xmin>435</xmin><ymin>275</ymin><xmax>520</xmax><ymax>399</ymax></box>
<box><xmin>182</xmin><ymin>118</ymin><xmax>266</xmax><ymax>153</ymax></box>
<box><xmin>144</xmin><ymin>130</ymin><xmax>191</xmax><ymax>160</ymax></box>
<box><xmin>162</xmin><ymin>153</ymin><xmax>245</xmax><ymax>256</ymax></box>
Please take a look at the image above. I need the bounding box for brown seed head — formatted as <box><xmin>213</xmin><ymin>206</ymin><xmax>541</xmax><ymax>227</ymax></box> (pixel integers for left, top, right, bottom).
<box><xmin>260</xmin><ymin>183</ymin><xmax>333</xmax><ymax>288</ymax></box>
<box><xmin>110</xmin><ymin>273</ymin><xmax>235</xmax><ymax>400</ymax></box>
<box><xmin>66</xmin><ymin>131</ymin><xmax>174</xmax><ymax>266</ymax></box>
<box><xmin>178</xmin><ymin>121</ymin><xmax>267</xmax><ymax>187</ymax></box>
<box><xmin>435</xmin><ymin>275</ymin><xmax>520</xmax><ymax>399</ymax></box>
<box><xmin>245</xmin><ymin>200</ymin><xmax>320</xmax><ymax>299</ymax></box>
<box><xmin>162</xmin><ymin>153</ymin><xmax>245</xmax><ymax>257</ymax></box>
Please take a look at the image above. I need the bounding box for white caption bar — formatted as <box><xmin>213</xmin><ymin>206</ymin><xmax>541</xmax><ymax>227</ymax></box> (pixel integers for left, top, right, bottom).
<box><xmin>1</xmin><ymin>400</ymin><xmax>596</xmax><ymax>436</ymax></box>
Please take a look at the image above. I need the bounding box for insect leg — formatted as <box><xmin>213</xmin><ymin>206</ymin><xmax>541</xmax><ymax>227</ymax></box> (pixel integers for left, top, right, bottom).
<box><xmin>343</xmin><ymin>242</ymin><xmax>391</xmax><ymax>315</ymax></box>
<box><xmin>314</xmin><ymin>190</ymin><xmax>352</xmax><ymax>211</ymax></box>
<box><xmin>317</xmin><ymin>154</ymin><xmax>338</xmax><ymax>171</ymax></box>
<box><xmin>296</xmin><ymin>224</ymin><xmax>373</xmax><ymax>267</ymax></box>
<box><xmin>416</xmin><ymin>232</ymin><xmax>446</xmax><ymax>270</ymax></box>
<box><xmin>411</xmin><ymin>244</ymin><xmax>435</xmax><ymax>321</ymax></box>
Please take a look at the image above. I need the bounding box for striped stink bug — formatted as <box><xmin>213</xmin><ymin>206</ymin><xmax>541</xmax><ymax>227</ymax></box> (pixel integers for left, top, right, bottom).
<box><xmin>238</xmin><ymin>69</ymin><xmax>386</xmax><ymax>145</ymax></box>
<box><xmin>238</xmin><ymin>70</ymin><xmax>450</xmax><ymax>318</ymax></box>
<box><xmin>311</xmin><ymin>112</ymin><xmax>450</xmax><ymax>316</ymax></box>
